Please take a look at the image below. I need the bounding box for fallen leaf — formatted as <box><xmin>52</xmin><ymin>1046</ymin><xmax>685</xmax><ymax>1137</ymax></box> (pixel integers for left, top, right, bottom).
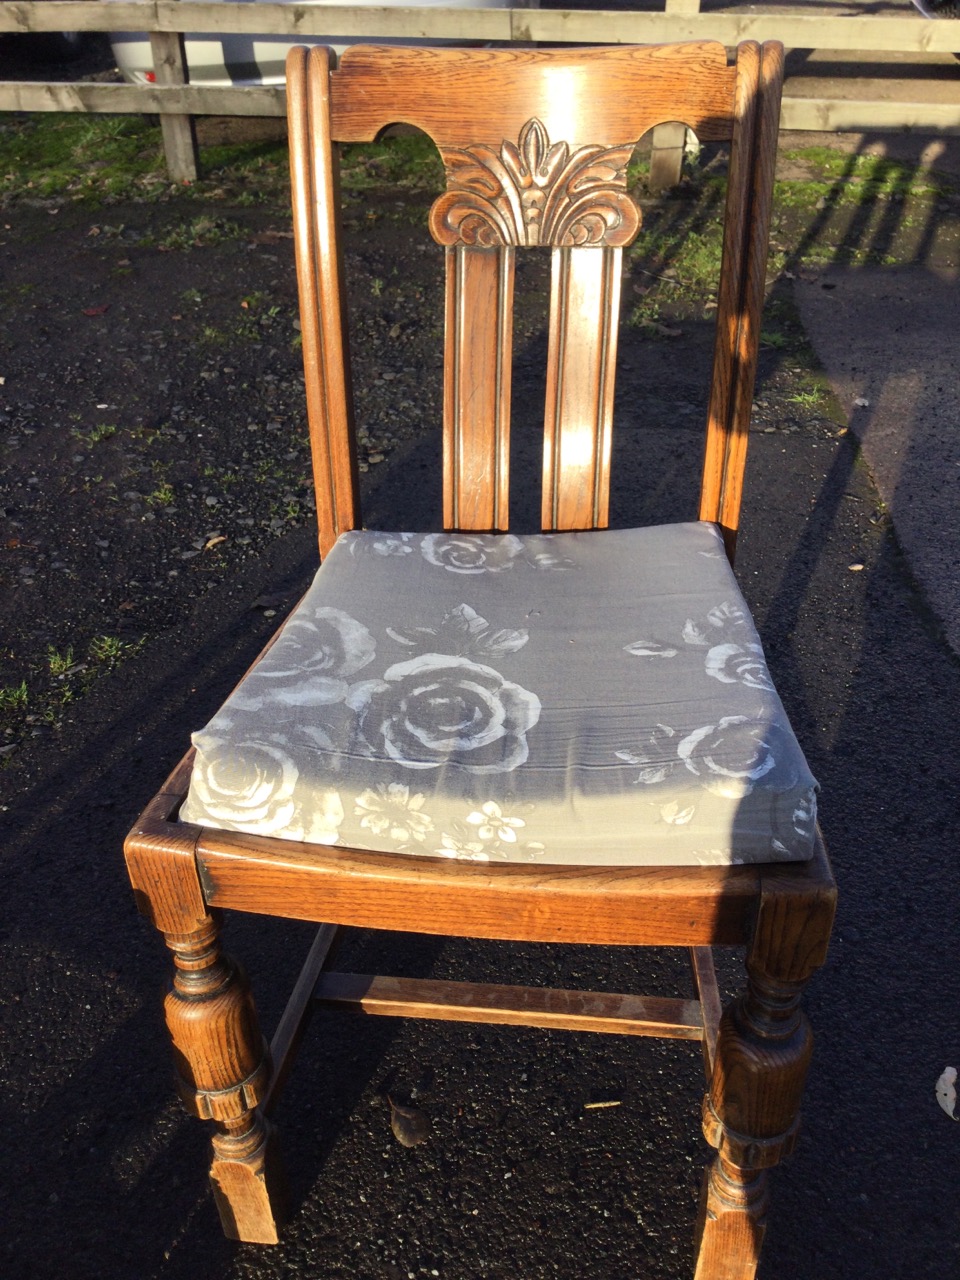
<box><xmin>82</xmin><ymin>305</ymin><xmax>109</xmax><ymax>317</ymax></box>
<box><xmin>642</xmin><ymin>319</ymin><xmax>683</xmax><ymax>339</ymax></box>
<box><xmin>388</xmin><ymin>1097</ymin><xmax>430</xmax><ymax>1147</ymax></box>
<box><xmin>204</xmin><ymin>535</ymin><xmax>227</xmax><ymax>551</ymax></box>
<box><xmin>248</xmin><ymin>229</ymin><xmax>294</xmax><ymax>245</ymax></box>
<box><xmin>936</xmin><ymin>1066</ymin><xmax>957</xmax><ymax>1119</ymax></box>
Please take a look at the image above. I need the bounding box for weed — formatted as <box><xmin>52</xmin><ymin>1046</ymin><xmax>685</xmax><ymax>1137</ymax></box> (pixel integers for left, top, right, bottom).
<box><xmin>157</xmin><ymin>216</ymin><xmax>242</xmax><ymax>251</ymax></box>
<box><xmin>761</xmin><ymin>330</ymin><xmax>789</xmax><ymax>349</ymax></box>
<box><xmin>47</xmin><ymin>646</ymin><xmax>75</xmax><ymax>678</ymax></box>
<box><xmin>371</xmin><ymin>278</ymin><xmax>385</xmax><ymax>298</ymax></box>
<box><xmin>147</xmin><ymin>481</ymin><xmax>175</xmax><ymax>507</ymax></box>
<box><xmin>787</xmin><ymin>386</ymin><xmax>827</xmax><ymax>410</ymax></box>
<box><xmin>90</xmin><ymin>635</ymin><xmax>143</xmax><ymax>666</ymax></box>
<box><xmin>0</xmin><ymin>681</ymin><xmax>28</xmax><ymax>711</ymax></box>
<box><xmin>181</xmin><ymin>287</ymin><xmax>203</xmax><ymax>305</ymax></box>
<box><xmin>71</xmin><ymin>423</ymin><xmax>117</xmax><ymax>445</ymax></box>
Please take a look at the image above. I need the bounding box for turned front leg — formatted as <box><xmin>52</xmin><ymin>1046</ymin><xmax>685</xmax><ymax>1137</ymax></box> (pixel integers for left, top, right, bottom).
<box><xmin>164</xmin><ymin>914</ymin><xmax>287</xmax><ymax>1243</ymax></box>
<box><xmin>694</xmin><ymin>969</ymin><xmax>812</xmax><ymax>1279</ymax></box>
<box><xmin>693</xmin><ymin>863</ymin><xmax>835</xmax><ymax>1280</ymax></box>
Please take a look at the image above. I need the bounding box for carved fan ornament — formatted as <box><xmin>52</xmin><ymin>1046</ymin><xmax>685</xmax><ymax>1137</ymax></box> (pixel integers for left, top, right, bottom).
<box><xmin>429</xmin><ymin>118</ymin><xmax>642</xmax><ymax>249</ymax></box>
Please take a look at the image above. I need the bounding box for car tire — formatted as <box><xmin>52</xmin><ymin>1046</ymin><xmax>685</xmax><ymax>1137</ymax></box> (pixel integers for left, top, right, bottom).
<box><xmin>34</xmin><ymin>31</ymin><xmax>89</xmax><ymax>62</ymax></box>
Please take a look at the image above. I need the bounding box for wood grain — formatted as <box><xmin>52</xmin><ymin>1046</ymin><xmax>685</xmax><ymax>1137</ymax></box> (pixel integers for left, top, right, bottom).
<box><xmin>542</xmin><ymin>245</ymin><xmax>621</xmax><ymax>530</ymax></box>
<box><xmin>288</xmin><ymin>46</ymin><xmax>360</xmax><ymax>557</ymax></box>
<box><xmin>329</xmin><ymin>43</ymin><xmax>739</xmax><ymax>147</ymax></box>
<box><xmin>314</xmin><ymin>972</ymin><xmax>704</xmax><ymax>1039</ymax></box>
<box><xmin>123</xmin><ymin>45</ymin><xmax>837</xmax><ymax>1271</ymax></box>
<box><xmin>441</xmin><ymin>245</ymin><xmax>514</xmax><ymax>530</ymax></box>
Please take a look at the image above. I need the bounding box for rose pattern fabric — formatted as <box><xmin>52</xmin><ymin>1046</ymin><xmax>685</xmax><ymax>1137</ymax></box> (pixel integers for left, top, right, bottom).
<box><xmin>626</xmin><ymin>597</ymin><xmax>776</xmax><ymax>692</ymax></box>
<box><xmin>231</xmin><ymin>606</ymin><xmax>375</xmax><ymax>711</ymax></box>
<box><xmin>184</xmin><ymin>735</ymin><xmax>346</xmax><ymax>843</ymax></box>
<box><xmin>704</xmin><ymin>642</ymin><xmax>774</xmax><ymax>691</ymax></box>
<box><xmin>184</xmin><ymin>524</ymin><xmax>818</xmax><ymax>866</ymax></box>
<box><xmin>348</xmin><ymin>654</ymin><xmax>541</xmax><ymax>774</ymax></box>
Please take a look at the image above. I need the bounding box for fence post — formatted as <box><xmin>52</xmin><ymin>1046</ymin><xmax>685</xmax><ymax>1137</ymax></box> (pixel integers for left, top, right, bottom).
<box><xmin>648</xmin><ymin>0</ymin><xmax>701</xmax><ymax>192</ymax></box>
<box><xmin>149</xmin><ymin>30</ymin><xmax>199</xmax><ymax>182</ymax></box>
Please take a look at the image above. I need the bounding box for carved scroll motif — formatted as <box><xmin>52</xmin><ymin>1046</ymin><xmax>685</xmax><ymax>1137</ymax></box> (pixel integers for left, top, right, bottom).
<box><xmin>429</xmin><ymin>118</ymin><xmax>642</xmax><ymax>249</ymax></box>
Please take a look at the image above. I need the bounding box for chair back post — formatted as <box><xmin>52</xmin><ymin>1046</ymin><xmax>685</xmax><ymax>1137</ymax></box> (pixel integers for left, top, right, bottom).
<box><xmin>699</xmin><ymin>41</ymin><xmax>784</xmax><ymax>564</ymax></box>
<box><xmin>288</xmin><ymin>45</ymin><xmax>361</xmax><ymax>559</ymax></box>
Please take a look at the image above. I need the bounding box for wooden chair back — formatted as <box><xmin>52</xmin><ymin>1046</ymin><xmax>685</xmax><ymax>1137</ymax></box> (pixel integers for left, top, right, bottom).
<box><xmin>287</xmin><ymin>41</ymin><xmax>784</xmax><ymax>560</ymax></box>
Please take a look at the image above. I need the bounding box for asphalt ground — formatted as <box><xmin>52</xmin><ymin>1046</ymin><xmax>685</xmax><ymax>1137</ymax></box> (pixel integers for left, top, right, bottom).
<box><xmin>2</xmin><ymin>34</ymin><xmax>960</xmax><ymax>1280</ymax></box>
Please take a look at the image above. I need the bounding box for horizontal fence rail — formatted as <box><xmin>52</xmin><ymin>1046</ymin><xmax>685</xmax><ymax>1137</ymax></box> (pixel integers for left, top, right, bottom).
<box><xmin>1</xmin><ymin>2</ymin><xmax>960</xmax><ymax>50</ymax></box>
<box><xmin>2</xmin><ymin>2</ymin><xmax>959</xmax><ymax>181</ymax></box>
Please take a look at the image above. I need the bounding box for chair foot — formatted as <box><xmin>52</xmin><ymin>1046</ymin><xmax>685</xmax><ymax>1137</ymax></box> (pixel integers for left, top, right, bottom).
<box><xmin>693</xmin><ymin>1154</ymin><xmax>768</xmax><ymax>1280</ymax></box>
<box><xmin>211</xmin><ymin>1112</ymin><xmax>288</xmax><ymax>1244</ymax></box>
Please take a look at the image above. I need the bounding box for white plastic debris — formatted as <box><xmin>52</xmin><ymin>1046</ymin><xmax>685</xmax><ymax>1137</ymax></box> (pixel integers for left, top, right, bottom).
<box><xmin>935</xmin><ymin>1066</ymin><xmax>957</xmax><ymax>1119</ymax></box>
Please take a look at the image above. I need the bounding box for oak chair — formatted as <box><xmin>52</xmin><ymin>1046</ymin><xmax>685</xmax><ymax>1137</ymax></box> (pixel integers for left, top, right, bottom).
<box><xmin>125</xmin><ymin>41</ymin><xmax>836</xmax><ymax>1278</ymax></box>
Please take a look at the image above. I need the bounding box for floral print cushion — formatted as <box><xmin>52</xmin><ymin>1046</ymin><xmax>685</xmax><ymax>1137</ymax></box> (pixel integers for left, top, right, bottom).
<box><xmin>180</xmin><ymin>523</ymin><xmax>818</xmax><ymax>866</ymax></box>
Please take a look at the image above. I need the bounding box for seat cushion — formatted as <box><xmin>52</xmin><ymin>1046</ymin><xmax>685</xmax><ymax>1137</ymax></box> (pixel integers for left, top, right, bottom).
<box><xmin>181</xmin><ymin>523</ymin><xmax>817</xmax><ymax>866</ymax></box>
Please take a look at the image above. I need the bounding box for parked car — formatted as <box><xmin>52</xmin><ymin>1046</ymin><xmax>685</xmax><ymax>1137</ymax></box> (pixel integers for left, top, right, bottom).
<box><xmin>109</xmin><ymin>0</ymin><xmax>511</xmax><ymax>86</ymax></box>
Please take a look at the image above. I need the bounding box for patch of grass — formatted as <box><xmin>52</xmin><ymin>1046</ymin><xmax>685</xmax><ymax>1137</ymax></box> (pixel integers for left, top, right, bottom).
<box><xmin>0</xmin><ymin>114</ymin><xmax>166</xmax><ymax>205</ymax></box>
<box><xmin>47</xmin><ymin>646</ymin><xmax>75</xmax><ymax>678</ymax></box>
<box><xmin>787</xmin><ymin>386</ymin><xmax>826</xmax><ymax>410</ymax></box>
<box><xmin>146</xmin><ymin>480</ymin><xmax>175</xmax><ymax>508</ymax></box>
<box><xmin>235</xmin><ymin>292</ymin><xmax>283</xmax><ymax>339</ymax></box>
<box><xmin>761</xmin><ymin>330</ymin><xmax>790</xmax><ymax>349</ymax></box>
<box><xmin>156</xmin><ymin>215</ymin><xmax>243</xmax><ymax>251</ymax></box>
<box><xmin>0</xmin><ymin>114</ymin><xmax>297</xmax><ymax>207</ymax></box>
<box><xmin>782</xmin><ymin>146</ymin><xmax>949</xmax><ymax>199</ymax></box>
<box><xmin>626</xmin><ymin>189</ymin><xmax>727</xmax><ymax>324</ymax></box>
<box><xmin>90</xmin><ymin>634</ymin><xmax>143</xmax><ymax>667</ymax></box>
<box><xmin>339</xmin><ymin>134</ymin><xmax>445</xmax><ymax>195</ymax></box>
<box><xmin>71</xmin><ymin>423</ymin><xmax>117</xmax><ymax>446</ymax></box>
<box><xmin>1</xmin><ymin>629</ymin><xmax>148</xmax><ymax>749</ymax></box>
<box><xmin>0</xmin><ymin>681</ymin><xmax>28</xmax><ymax>712</ymax></box>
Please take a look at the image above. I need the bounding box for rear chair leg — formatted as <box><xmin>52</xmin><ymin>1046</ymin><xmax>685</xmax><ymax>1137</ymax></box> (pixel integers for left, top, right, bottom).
<box><xmin>163</xmin><ymin>913</ymin><xmax>287</xmax><ymax>1243</ymax></box>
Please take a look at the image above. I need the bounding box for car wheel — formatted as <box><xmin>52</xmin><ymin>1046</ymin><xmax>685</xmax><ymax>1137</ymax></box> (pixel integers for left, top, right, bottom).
<box><xmin>35</xmin><ymin>31</ymin><xmax>89</xmax><ymax>62</ymax></box>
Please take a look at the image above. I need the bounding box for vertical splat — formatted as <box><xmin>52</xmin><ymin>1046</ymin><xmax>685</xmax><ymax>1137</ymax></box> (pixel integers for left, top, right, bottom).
<box><xmin>542</xmin><ymin>245</ymin><xmax>622</xmax><ymax>531</ymax></box>
<box><xmin>442</xmin><ymin>245</ymin><xmax>515</xmax><ymax>531</ymax></box>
